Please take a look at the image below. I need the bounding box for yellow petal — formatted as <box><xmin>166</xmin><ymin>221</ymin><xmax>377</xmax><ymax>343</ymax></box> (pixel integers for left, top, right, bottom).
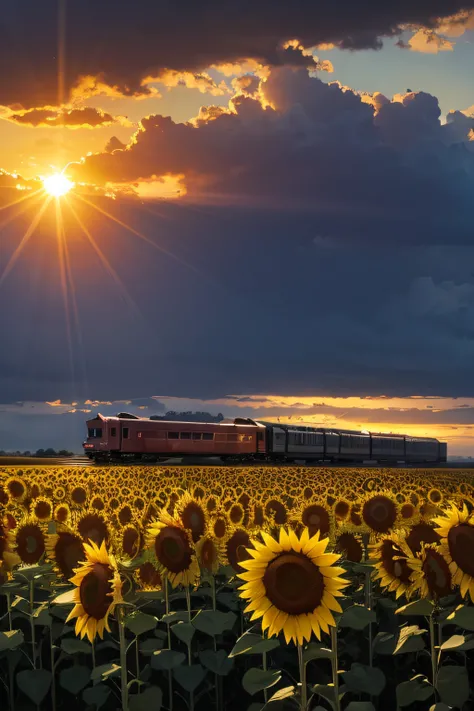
<box><xmin>322</xmin><ymin>590</ymin><xmax>343</xmax><ymax>613</ymax></box>
<box><xmin>261</xmin><ymin>532</ymin><xmax>282</xmax><ymax>554</ymax></box>
<box><xmin>283</xmin><ymin>616</ymin><xmax>297</xmax><ymax>645</ymax></box>
<box><xmin>279</xmin><ymin>528</ymin><xmax>292</xmax><ymax>552</ymax></box>
<box><xmin>311</xmin><ymin>553</ymin><xmax>341</xmax><ymax>567</ymax></box>
<box><xmin>299</xmin><ymin>614</ymin><xmax>313</xmax><ymax>643</ymax></box>
<box><xmin>288</xmin><ymin>529</ymin><xmax>302</xmax><ymax>552</ymax></box>
<box><xmin>310</xmin><ymin>615</ymin><xmax>321</xmax><ymax>640</ymax></box>
<box><xmin>239</xmin><ymin>570</ymin><xmax>267</xmax><ymax>582</ymax></box>
<box><xmin>268</xmin><ymin>610</ymin><xmax>288</xmax><ymax>638</ymax></box>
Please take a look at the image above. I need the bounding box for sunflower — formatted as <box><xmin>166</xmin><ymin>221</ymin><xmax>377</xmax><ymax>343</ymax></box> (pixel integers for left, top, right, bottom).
<box><xmin>434</xmin><ymin>502</ymin><xmax>474</xmax><ymax>601</ymax></box>
<box><xmin>225</xmin><ymin>529</ymin><xmax>255</xmax><ymax>573</ymax></box>
<box><xmin>176</xmin><ymin>492</ymin><xmax>207</xmax><ymax>543</ymax></box>
<box><xmin>145</xmin><ymin>511</ymin><xmax>199</xmax><ymax>588</ymax></box>
<box><xmin>15</xmin><ymin>519</ymin><xmax>46</xmax><ymax>565</ymax></box>
<box><xmin>33</xmin><ymin>497</ymin><xmax>52</xmax><ymax>522</ymax></box>
<box><xmin>334</xmin><ymin>533</ymin><xmax>363</xmax><ymax>563</ymax></box>
<box><xmin>370</xmin><ymin>533</ymin><xmax>414</xmax><ymax>599</ymax></box>
<box><xmin>428</xmin><ymin>488</ymin><xmax>443</xmax><ymax>506</ymax></box>
<box><xmin>46</xmin><ymin>527</ymin><xmax>86</xmax><ymax>580</ymax></box>
<box><xmin>407</xmin><ymin>544</ymin><xmax>452</xmax><ymax>601</ymax></box>
<box><xmin>211</xmin><ymin>514</ymin><xmax>229</xmax><ymax>541</ymax></box>
<box><xmin>54</xmin><ymin>503</ymin><xmax>71</xmax><ymax>524</ymax></box>
<box><xmin>91</xmin><ymin>496</ymin><xmax>105</xmax><ymax>512</ymax></box>
<box><xmin>71</xmin><ymin>486</ymin><xmax>88</xmax><ymax>508</ymax></box>
<box><xmin>196</xmin><ymin>534</ymin><xmax>221</xmax><ymax>575</ymax></box>
<box><xmin>76</xmin><ymin>512</ymin><xmax>109</xmax><ymax>546</ymax></box>
<box><xmin>238</xmin><ymin>528</ymin><xmax>349</xmax><ymax>645</ymax></box>
<box><xmin>299</xmin><ymin>504</ymin><xmax>331</xmax><ymax>538</ymax></box>
<box><xmin>0</xmin><ymin>519</ymin><xmax>20</xmax><ymax>570</ymax></box>
<box><xmin>5</xmin><ymin>476</ymin><xmax>27</xmax><ymax>503</ymax></box>
<box><xmin>135</xmin><ymin>561</ymin><xmax>162</xmax><ymax>591</ymax></box>
<box><xmin>362</xmin><ymin>495</ymin><xmax>398</xmax><ymax>534</ymax></box>
<box><xmin>265</xmin><ymin>499</ymin><xmax>287</xmax><ymax>526</ymax></box>
<box><xmin>406</xmin><ymin>522</ymin><xmax>440</xmax><ymax>554</ymax></box>
<box><xmin>229</xmin><ymin>503</ymin><xmax>245</xmax><ymax>526</ymax></box>
<box><xmin>65</xmin><ymin>540</ymin><xmax>123</xmax><ymax>642</ymax></box>
<box><xmin>334</xmin><ymin>500</ymin><xmax>351</xmax><ymax>522</ymax></box>
<box><xmin>119</xmin><ymin>525</ymin><xmax>143</xmax><ymax>561</ymax></box>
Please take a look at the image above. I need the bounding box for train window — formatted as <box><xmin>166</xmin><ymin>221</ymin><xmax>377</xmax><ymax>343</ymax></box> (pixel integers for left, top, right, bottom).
<box><xmin>202</xmin><ymin>432</ymin><xmax>214</xmax><ymax>441</ymax></box>
<box><xmin>123</xmin><ymin>428</ymin><xmax>129</xmax><ymax>439</ymax></box>
<box><xmin>111</xmin><ymin>428</ymin><xmax>116</xmax><ymax>437</ymax></box>
<box><xmin>88</xmin><ymin>427</ymin><xmax>103</xmax><ymax>438</ymax></box>
<box><xmin>180</xmin><ymin>432</ymin><xmax>192</xmax><ymax>439</ymax></box>
<box><xmin>192</xmin><ymin>432</ymin><xmax>202</xmax><ymax>440</ymax></box>
<box><xmin>257</xmin><ymin>431</ymin><xmax>264</xmax><ymax>441</ymax></box>
<box><xmin>168</xmin><ymin>431</ymin><xmax>179</xmax><ymax>439</ymax></box>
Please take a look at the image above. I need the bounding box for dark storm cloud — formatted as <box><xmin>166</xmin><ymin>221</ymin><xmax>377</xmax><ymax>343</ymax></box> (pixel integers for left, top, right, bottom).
<box><xmin>7</xmin><ymin>106</ymin><xmax>118</xmax><ymax>128</ymax></box>
<box><xmin>1</xmin><ymin>1</ymin><xmax>474</xmax><ymax>107</ymax></box>
<box><xmin>73</xmin><ymin>68</ymin><xmax>474</xmax><ymax>245</ymax></box>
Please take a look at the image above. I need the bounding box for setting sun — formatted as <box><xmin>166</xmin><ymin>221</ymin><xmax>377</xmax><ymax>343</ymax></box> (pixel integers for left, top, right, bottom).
<box><xmin>43</xmin><ymin>173</ymin><xmax>74</xmax><ymax>198</ymax></box>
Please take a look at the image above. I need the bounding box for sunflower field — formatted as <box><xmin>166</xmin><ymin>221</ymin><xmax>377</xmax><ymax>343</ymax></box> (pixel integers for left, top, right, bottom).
<box><xmin>1</xmin><ymin>466</ymin><xmax>474</xmax><ymax>711</ymax></box>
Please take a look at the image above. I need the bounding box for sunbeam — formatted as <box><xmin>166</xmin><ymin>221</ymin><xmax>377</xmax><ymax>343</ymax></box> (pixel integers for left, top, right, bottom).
<box><xmin>0</xmin><ymin>196</ymin><xmax>51</xmax><ymax>287</ymax></box>
<box><xmin>0</xmin><ymin>187</ymin><xmax>44</xmax><ymax>213</ymax></box>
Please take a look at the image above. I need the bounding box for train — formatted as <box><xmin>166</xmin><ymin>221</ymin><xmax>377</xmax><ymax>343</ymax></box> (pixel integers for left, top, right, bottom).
<box><xmin>83</xmin><ymin>412</ymin><xmax>447</xmax><ymax>464</ymax></box>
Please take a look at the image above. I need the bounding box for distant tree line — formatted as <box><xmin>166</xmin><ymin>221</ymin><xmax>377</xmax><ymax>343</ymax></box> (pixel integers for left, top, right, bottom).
<box><xmin>0</xmin><ymin>449</ymin><xmax>73</xmax><ymax>457</ymax></box>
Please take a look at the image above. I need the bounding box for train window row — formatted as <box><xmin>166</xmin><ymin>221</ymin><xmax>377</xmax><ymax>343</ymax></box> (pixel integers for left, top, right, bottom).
<box><xmin>88</xmin><ymin>428</ymin><xmax>103</xmax><ymax>438</ymax></box>
<box><xmin>168</xmin><ymin>432</ymin><xmax>215</xmax><ymax>441</ymax></box>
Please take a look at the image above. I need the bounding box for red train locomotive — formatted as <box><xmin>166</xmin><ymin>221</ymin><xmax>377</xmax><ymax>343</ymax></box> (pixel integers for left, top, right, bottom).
<box><xmin>83</xmin><ymin>412</ymin><xmax>447</xmax><ymax>464</ymax></box>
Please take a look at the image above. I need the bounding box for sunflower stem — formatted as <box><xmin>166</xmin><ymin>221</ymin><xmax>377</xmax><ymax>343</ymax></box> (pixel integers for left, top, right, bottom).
<box><xmin>429</xmin><ymin>611</ymin><xmax>438</xmax><ymax>693</ymax></box>
<box><xmin>91</xmin><ymin>640</ymin><xmax>96</xmax><ymax>669</ymax></box>
<box><xmin>29</xmin><ymin>578</ymin><xmax>36</xmax><ymax>669</ymax></box>
<box><xmin>330</xmin><ymin>625</ymin><xmax>340</xmax><ymax>711</ymax></box>
<box><xmin>185</xmin><ymin>586</ymin><xmax>193</xmax><ymax>663</ymax></box>
<box><xmin>365</xmin><ymin>571</ymin><xmax>373</xmax><ymax>667</ymax></box>
<box><xmin>297</xmin><ymin>644</ymin><xmax>307</xmax><ymax>711</ymax></box>
<box><xmin>163</xmin><ymin>577</ymin><xmax>173</xmax><ymax>711</ymax></box>
<box><xmin>6</xmin><ymin>592</ymin><xmax>12</xmax><ymax>631</ymax></box>
<box><xmin>117</xmin><ymin>605</ymin><xmax>129</xmax><ymax>711</ymax></box>
<box><xmin>211</xmin><ymin>575</ymin><xmax>217</xmax><ymax>612</ymax></box>
<box><xmin>50</xmin><ymin>623</ymin><xmax>56</xmax><ymax>711</ymax></box>
<box><xmin>135</xmin><ymin>636</ymin><xmax>140</xmax><ymax>689</ymax></box>
<box><xmin>263</xmin><ymin>649</ymin><xmax>268</xmax><ymax>704</ymax></box>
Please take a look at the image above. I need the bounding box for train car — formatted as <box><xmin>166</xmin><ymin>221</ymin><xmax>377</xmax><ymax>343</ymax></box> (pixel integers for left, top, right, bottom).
<box><xmin>83</xmin><ymin>413</ymin><xmax>265</xmax><ymax>462</ymax></box>
<box><xmin>83</xmin><ymin>413</ymin><xmax>447</xmax><ymax>464</ymax></box>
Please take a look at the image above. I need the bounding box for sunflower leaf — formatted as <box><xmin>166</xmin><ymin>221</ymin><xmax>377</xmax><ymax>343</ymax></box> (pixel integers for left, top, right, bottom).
<box><xmin>199</xmin><ymin>649</ymin><xmax>234</xmax><ymax>675</ymax></box>
<box><xmin>440</xmin><ymin>633</ymin><xmax>474</xmax><ymax>651</ymax></box>
<box><xmin>312</xmin><ymin>683</ymin><xmax>347</xmax><ymax>707</ymax></box>
<box><xmin>345</xmin><ymin>704</ymin><xmax>376</xmax><ymax>711</ymax></box>
<box><xmin>396</xmin><ymin>599</ymin><xmax>435</xmax><ymax>616</ymax></box>
<box><xmin>129</xmin><ymin>685</ymin><xmax>163</xmax><ymax>711</ymax></box>
<box><xmin>372</xmin><ymin>632</ymin><xmax>396</xmax><ymax>656</ymax></box>
<box><xmin>217</xmin><ymin>592</ymin><xmax>240</xmax><ymax>610</ymax></box>
<box><xmin>124</xmin><ymin>611</ymin><xmax>158</xmax><ymax>635</ymax></box>
<box><xmin>192</xmin><ymin>609</ymin><xmax>237</xmax><ymax>636</ymax></box>
<box><xmin>61</xmin><ymin>637</ymin><xmax>93</xmax><ymax>655</ymax></box>
<box><xmin>0</xmin><ymin>630</ymin><xmax>24</xmax><ymax>651</ymax></box>
<box><xmin>139</xmin><ymin>638</ymin><xmax>164</xmax><ymax>656</ymax></box>
<box><xmin>339</xmin><ymin>604</ymin><xmax>376</xmax><ymax>630</ymax></box>
<box><xmin>161</xmin><ymin>611</ymin><xmax>190</xmax><ymax>625</ymax></box>
<box><xmin>393</xmin><ymin>625</ymin><xmax>426</xmax><ymax>655</ymax></box>
<box><xmin>82</xmin><ymin>683</ymin><xmax>111</xmax><ymax>709</ymax></box>
<box><xmin>303</xmin><ymin>643</ymin><xmax>334</xmax><ymax>663</ymax></box>
<box><xmin>230</xmin><ymin>632</ymin><xmax>280</xmax><ymax>657</ymax></box>
<box><xmin>90</xmin><ymin>662</ymin><xmax>121</xmax><ymax>683</ymax></box>
<box><xmin>243</xmin><ymin>668</ymin><xmax>282</xmax><ymax>696</ymax></box>
<box><xmin>429</xmin><ymin>705</ymin><xmax>452</xmax><ymax>711</ymax></box>
<box><xmin>396</xmin><ymin>675</ymin><xmax>434</xmax><ymax>707</ymax></box>
<box><xmin>446</xmin><ymin>604</ymin><xmax>474</xmax><ymax>631</ymax></box>
<box><xmin>343</xmin><ymin>663</ymin><xmax>386</xmax><ymax>696</ymax></box>
<box><xmin>59</xmin><ymin>664</ymin><xmax>91</xmax><ymax>695</ymax></box>
<box><xmin>172</xmin><ymin>622</ymin><xmax>196</xmax><ymax>645</ymax></box>
<box><xmin>437</xmin><ymin>665</ymin><xmax>469</xmax><ymax>708</ymax></box>
<box><xmin>151</xmin><ymin>649</ymin><xmax>186</xmax><ymax>670</ymax></box>
<box><xmin>16</xmin><ymin>669</ymin><xmax>52</xmax><ymax>705</ymax></box>
<box><xmin>173</xmin><ymin>663</ymin><xmax>207</xmax><ymax>692</ymax></box>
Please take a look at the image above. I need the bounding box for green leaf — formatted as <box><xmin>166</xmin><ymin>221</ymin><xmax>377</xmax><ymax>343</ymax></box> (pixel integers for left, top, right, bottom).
<box><xmin>0</xmin><ymin>630</ymin><xmax>24</xmax><ymax>651</ymax></box>
<box><xmin>437</xmin><ymin>666</ymin><xmax>469</xmax><ymax>708</ymax></box>
<box><xmin>396</xmin><ymin>675</ymin><xmax>434</xmax><ymax>707</ymax></box>
<box><xmin>446</xmin><ymin>604</ymin><xmax>474</xmax><ymax>631</ymax></box>
<box><xmin>124</xmin><ymin>611</ymin><xmax>158</xmax><ymax>635</ymax></box>
<box><xmin>82</xmin><ymin>683</ymin><xmax>111</xmax><ymax>709</ymax></box>
<box><xmin>33</xmin><ymin>603</ymin><xmax>52</xmax><ymax>626</ymax></box>
<box><xmin>345</xmin><ymin>704</ymin><xmax>376</xmax><ymax>711</ymax></box>
<box><xmin>60</xmin><ymin>665</ymin><xmax>91</xmax><ymax>695</ymax></box>
<box><xmin>230</xmin><ymin>631</ymin><xmax>280</xmax><ymax>657</ymax></box>
<box><xmin>267</xmin><ymin>686</ymin><xmax>296</xmax><ymax>702</ymax></box>
<box><xmin>440</xmin><ymin>633</ymin><xmax>474</xmax><ymax>651</ymax></box>
<box><xmin>339</xmin><ymin>604</ymin><xmax>376</xmax><ymax>630</ymax></box>
<box><xmin>303</xmin><ymin>643</ymin><xmax>334</xmax><ymax>663</ymax></box>
<box><xmin>243</xmin><ymin>668</ymin><xmax>282</xmax><ymax>696</ymax></box>
<box><xmin>217</xmin><ymin>592</ymin><xmax>240</xmax><ymax>610</ymax></box>
<box><xmin>151</xmin><ymin>649</ymin><xmax>186</xmax><ymax>670</ymax></box>
<box><xmin>312</xmin><ymin>683</ymin><xmax>347</xmax><ymax>707</ymax></box>
<box><xmin>192</xmin><ymin>609</ymin><xmax>237</xmax><ymax>636</ymax></box>
<box><xmin>396</xmin><ymin>599</ymin><xmax>435</xmax><ymax>616</ymax></box>
<box><xmin>173</xmin><ymin>664</ymin><xmax>206</xmax><ymax>692</ymax></box>
<box><xmin>372</xmin><ymin>632</ymin><xmax>396</xmax><ymax>656</ymax></box>
<box><xmin>393</xmin><ymin>625</ymin><xmax>426</xmax><ymax>655</ymax></box>
<box><xmin>343</xmin><ymin>663</ymin><xmax>385</xmax><ymax>696</ymax></box>
<box><xmin>429</xmin><ymin>705</ymin><xmax>452</xmax><ymax>711</ymax></box>
<box><xmin>199</xmin><ymin>649</ymin><xmax>234</xmax><ymax>676</ymax></box>
<box><xmin>171</xmin><ymin>622</ymin><xmax>196</xmax><ymax>646</ymax></box>
<box><xmin>61</xmin><ymin>637</ymin><xmax>93</xmax><ymax>655</ymax></box>
<box><xmin>16</xmin><ymin>669</ymin><xmax>53</xmax><ymax>705</ymax></box>
<box><xmin>90</xmin><ymin>663</ymin><xmax>121</xmax><ymax>682</ymax></box>
<box><xmin>139</xmin><ymin>638</ymin><xmax>163</xmax><ymax>656</ymax></box>
<box><xmin>129</xmin><ymin>685</ymin><xmax>163</xmax><ymax>711</ymax></box>
<box><xmin>161</xmin><ymin>611</ymin><xmax>189</xmax><ymax>625</ymax></box>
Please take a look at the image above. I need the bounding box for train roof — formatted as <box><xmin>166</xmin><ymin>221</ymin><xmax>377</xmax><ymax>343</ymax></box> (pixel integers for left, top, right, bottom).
<box><xmin>255</xmin><ymin>421</ymin><xmax>442</xmax><ymax>442</ymax></box>
<box><xmin>87</xmin><ymin>413</ymin><xmax>263</xmax><ymax>427</ymax></box>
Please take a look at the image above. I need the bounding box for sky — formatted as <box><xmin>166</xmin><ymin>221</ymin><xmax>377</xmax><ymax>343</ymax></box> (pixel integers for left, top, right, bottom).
<box><xmin>2</xmin><ymin>1</ymin><xmax>474</xmax><ymax>454</ymax></box>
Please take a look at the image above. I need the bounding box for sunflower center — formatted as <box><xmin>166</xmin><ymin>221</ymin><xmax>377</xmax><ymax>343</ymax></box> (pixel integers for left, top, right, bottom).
<box><xmin>363</xmin><ymin>496</ymin><xmax>397</xmax><ymax>533</ymax></box>
<box><xmin>423</xmin><ymin>549</ymin><xmax>451</xmax><ymax>599</ymax></box>
<box><xmin>201</xmin><ymin>539</ymin><xmax>218</xmax><ymax>570</ymax></box>
<box><xmin>56</xmin><ymin>533</ymin><xmax>85</xmax><ymax>579</ymax></box>
<box><xmin>406</xmin><ymin>523</ymin><xmax>440</xmax><ymax>554</ymax></box>
<box><xmin>263</xmin><ymin>552</ymin><xmax>324</xmax><ymax>615</ymax></box>
<box><xmin>155</xmin><ymin>526</ymin><xmax>192</xmax><ymax>573</ymax></box>
<box><xmin>79</xmin><ymin>563</ymin><xmax>113</xmax><ymax>620</ymax></box>
<box><xmin>182</xmin><ymin>503</ymin><xmax>205</xmax><ymax>542</ymax></box>
<box><xmin>448</xmin><ymin>523</ymin><xmax>474</xmax><ymax>577</ymax></box>
<box><xmin>380</xmin><ymin>541</ymin><xmax>411</xmax><ymax>584</ymax></box>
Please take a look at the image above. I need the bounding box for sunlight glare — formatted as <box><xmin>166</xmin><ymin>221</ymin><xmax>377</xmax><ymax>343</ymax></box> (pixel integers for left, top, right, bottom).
<box><xmin>43</xmin><ymin>173</ymin><xmax>74</xmax><ymax>198</ymax></box>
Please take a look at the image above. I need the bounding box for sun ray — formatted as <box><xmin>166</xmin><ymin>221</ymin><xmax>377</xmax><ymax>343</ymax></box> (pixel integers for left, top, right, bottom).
<box><xmin>0</xmin><ymin>187</ymin><xmax>44</xmax><ymax>213</ymax></box>
<box><xmin>74</xmin><ymin>193</ymin><xmax>202</xmax><ymax>277</ymax></box>
<box><xmin>0</xmin><ymin>196</ymin><xmax>52</xmax><ymax>287</ymax></box>
<box><xmin>55</xmin><ymin>200</ymin><xmax>76</xmax><ymax>389</ymax></box>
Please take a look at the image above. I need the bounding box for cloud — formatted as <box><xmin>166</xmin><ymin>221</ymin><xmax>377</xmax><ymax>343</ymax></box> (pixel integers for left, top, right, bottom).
<box><xmin>398</xmin><ymin>28</ymin><xmax>454</xmax><ymax>52</ymax></box>
<box><xmin>2</xmin><ymin>1</ymin><xmax>474</xmax><ymax>107</ymax></box>
<box><xmin>6</xmin><ymin>106</ymin><xmax>124</xmax><ymax>128</ymax></box>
